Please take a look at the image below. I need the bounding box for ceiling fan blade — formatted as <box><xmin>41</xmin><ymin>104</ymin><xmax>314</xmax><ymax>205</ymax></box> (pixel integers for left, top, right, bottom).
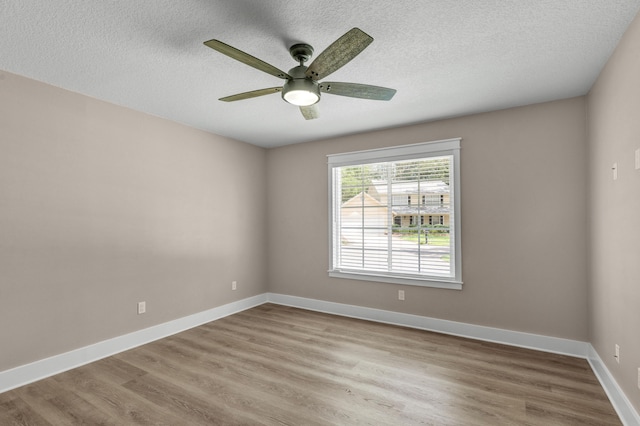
<box><xmin>300</xmin><ymin>104</ymin><xmax>319</xmax><ymax>120</ymax></box>
<box><xmin>305</xmin><ymin>28</ymin><xmax>373</xmax><ymax>81</ymax></box>
<box><xmin>219</xmin><ymin>87</ymin><xmax>282</xmax><ymax>102</ymax></box>
<box><xmin>204</xmin><ymin>39</ymin><xmax>291</xmax><ymax>80</ymax></box>
<box><xmin>320</xmin><ymin>82</ymin><xmax>396</xmax><ymax>100</ymax></box>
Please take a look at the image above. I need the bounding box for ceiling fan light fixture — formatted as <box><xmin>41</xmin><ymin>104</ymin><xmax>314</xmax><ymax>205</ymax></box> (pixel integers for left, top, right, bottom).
<box><xmin>283</xmin><ymin>89</ymin><xmax>319</xmax><ymax>106</ymax></box>
<box><xmin>282</xmin><ymin>78</ymin><xmax>320</xmax><ymax>106</ymax></box>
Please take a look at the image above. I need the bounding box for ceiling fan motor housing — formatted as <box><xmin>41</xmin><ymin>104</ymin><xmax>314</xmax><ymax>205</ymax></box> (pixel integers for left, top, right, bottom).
<box><xmin>282</xmin><ymin>65</ymin><xmax>320</xmax><ymax>106</ymax></box>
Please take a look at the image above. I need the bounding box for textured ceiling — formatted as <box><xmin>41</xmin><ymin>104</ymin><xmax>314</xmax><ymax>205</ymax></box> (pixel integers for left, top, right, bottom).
<box><xmin>1</xmin><ymin>1</ymin><xmax>639</xmax><ymax>148</ymax></box>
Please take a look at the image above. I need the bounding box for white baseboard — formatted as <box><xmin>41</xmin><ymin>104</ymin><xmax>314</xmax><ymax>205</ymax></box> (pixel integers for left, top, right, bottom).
<box><xmin>266</xmin><ymin>293</ymin><xmax>589</xmax><ymax>358</ymax></box>
<box><xmin>0</xmin><ymin>294</ymin><xmax>267</xmax><ymax>394</ymax></box>
<box><xmin>587</xmin><ymin>345</ymin><xmax>640</xmax><ymax>426</ymax></box>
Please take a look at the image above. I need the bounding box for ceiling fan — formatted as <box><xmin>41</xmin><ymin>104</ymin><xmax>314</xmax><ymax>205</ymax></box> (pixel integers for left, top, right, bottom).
<box><xmin>203</xmin><ymin>28</ymin><xmax>396</xmax><ymax>120</ymax></box>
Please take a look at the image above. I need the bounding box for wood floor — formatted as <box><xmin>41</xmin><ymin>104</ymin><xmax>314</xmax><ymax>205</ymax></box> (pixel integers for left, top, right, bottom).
<box><xmin>0</xmin><ymin>303</ymin><xmax>621</xmax><ymax>425</ymax></box>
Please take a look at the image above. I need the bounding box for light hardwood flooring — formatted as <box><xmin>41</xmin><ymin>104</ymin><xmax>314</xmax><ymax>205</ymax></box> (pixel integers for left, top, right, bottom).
<box><xmin>0</xmin><ymin>303</ymin><xmax>621</xmax><ymax>425</ymax></box>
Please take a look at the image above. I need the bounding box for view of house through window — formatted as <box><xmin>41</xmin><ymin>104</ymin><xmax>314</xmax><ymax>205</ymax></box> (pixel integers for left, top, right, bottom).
<box><xmin>328</xmin><ymin>139</ymin><xmax>461</xmax><ymax>288</ymax></box>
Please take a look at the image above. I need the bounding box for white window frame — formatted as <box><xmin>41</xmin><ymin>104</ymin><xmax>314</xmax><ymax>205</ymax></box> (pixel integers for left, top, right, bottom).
<box><xmin>327</xmin><ymin>138</ymin><xmax>462</xmax><ymax>290</ymax></box>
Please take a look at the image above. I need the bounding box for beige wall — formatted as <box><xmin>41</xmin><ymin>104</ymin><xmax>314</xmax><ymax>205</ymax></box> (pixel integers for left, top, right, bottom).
<box><xmin>0</xmin><ymin>71</ymin><xmax>268</xmax><ymax>372</ymax></box>
<box><xmin>267</xmin><ymin>97</ymin><xmax>588</xmax><ymax>340</ymax></box>
<box><xmin>588</xmin><ymin>10</ymin><xmax>640</xmax><ymax>412</ymax></box>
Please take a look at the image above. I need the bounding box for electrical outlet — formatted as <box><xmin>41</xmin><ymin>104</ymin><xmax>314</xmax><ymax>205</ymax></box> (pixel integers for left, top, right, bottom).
<box><xmin>635</xmin><ymin>149</ymin><xmax>640</xmax><ymax>170</ymax></box>
<box><xmin>637</xmin><ymin>368</ymin><xmax>640</xmax><ymax>389</ymax></box>
<box><xmin>398</xmin><ymin>290</ymin><xmax>405</xmax><ymax>301</ymax></box>
<box><xmin>612</xmin><ymin>163</ymin><xmax>618</xmax><ymax>181</ymax></box>
<box><xmin>137</xmin><ymin>301</ymin><xmax>146</xmax><ymax>315</ymax></box>
<box><xmin>232</xmin><ymin>281</ymin><xmax>237</xmax><ymax>291</ymax></box>
<box><xmin>615</xmin><ymin>344</ymin><xmax>620</xmax><ymax>363</ymax></box>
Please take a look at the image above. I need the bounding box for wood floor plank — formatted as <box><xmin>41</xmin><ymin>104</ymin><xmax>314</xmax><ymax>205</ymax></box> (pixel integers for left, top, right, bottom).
<box><xmin>9</xmin><ymin>378</ymin><xmax>89</xmax><ymax>426</ymax></box>
<box><xmin>118</xmin><ymin>343</ymin><xmax>328</xmax><ymax>425</ymax></box>
<box><xmin>133</xmin><ymin>330</ymin><xmax>393</xmax><ymax>424</ymax></box>
<box><xmin>0</xmin><ymin>397</ymin><xmax>53</xmax><ymax>426</ymax></box>
<box><xmin>0</xmin><ymin>303</ymin><xmax>622</xmax><ymax>425</ymax></box>
<box><xmin>50</xmin><ymin>360</ymin><xmax>194</xmax><ymax>425</ymax></box>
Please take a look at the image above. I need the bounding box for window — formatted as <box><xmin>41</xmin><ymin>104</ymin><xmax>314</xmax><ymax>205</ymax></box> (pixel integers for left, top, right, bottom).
<box><xmin>424</xmin><ymin>195</ymin><xmax>444</xmax><ymax>206</ymax></box>
<box><xmin>328</xmin><ymin>138</ymin><xmax>462</xmax><ymax>289</ymax></box>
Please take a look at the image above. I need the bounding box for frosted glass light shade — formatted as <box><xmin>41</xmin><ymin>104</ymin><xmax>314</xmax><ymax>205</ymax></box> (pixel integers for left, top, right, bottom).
<box><xmin>282</xmin><ymin>76</ymin><xmax>320</xmax><ymax>106</ymax></box>
<box><xmin>283</xmin><ymin>89</ymin><xmax>320</xmax><ymax>106</ymax></box>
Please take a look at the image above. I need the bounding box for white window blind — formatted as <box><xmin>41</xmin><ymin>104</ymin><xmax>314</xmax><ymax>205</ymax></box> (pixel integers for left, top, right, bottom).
<box><xmin>328</xmin><ymin>138</ymin><xmax>462</xmax><ymax>289</ymax></box>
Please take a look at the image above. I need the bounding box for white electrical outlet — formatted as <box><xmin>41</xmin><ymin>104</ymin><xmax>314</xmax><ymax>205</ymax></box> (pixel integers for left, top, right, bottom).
<box><xmin>398</xmin><ymin>290</ymin><xmax>405</xmax><ymax>301</ymax></box>
<box><xmin>638</xmin><ymin>368</ymin><xmax>640</xmax><ymax>389</ymax></box>
<box><xmin>612</xmin><ymin>163</ymin><xmax>618</xmax><ymax>181</ymax></box>
<box><xmin>635</xmin><ymin>149</ymin><xmax>640</xmax><ymax>170</ymax></box>
<box><xmin>137</xmin><ymin>301</ymin><xmax>146</xmax><ymax>315</ymax></box>
<box><xmin>615</xmin><ymin>344</ymin><xmax>620</xmax><ymax>363</ymax></box>
<box><xmin>232</xmin><ymin>281</ymin><xmax>237</xmax><ymax>291</ymax></box>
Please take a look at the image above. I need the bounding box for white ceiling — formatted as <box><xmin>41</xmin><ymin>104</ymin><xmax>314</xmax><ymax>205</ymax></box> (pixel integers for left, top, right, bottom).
<box><xmin>1</xmin><ymin>1</ymin><xmax>639</xmax><ymax>148</ymax></box>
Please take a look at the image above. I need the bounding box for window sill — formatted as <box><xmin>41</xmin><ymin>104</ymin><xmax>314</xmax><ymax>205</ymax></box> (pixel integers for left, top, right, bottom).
<box><xmin>328</xmin><ymin>270</ymin><xmax>462</xmax><ymax>290</ymax></box>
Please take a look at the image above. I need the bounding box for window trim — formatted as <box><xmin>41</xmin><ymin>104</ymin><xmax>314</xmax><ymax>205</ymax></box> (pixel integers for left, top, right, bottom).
<box><xmin>327</xmin><ymin>138</ymin><xmax>462</xmax><ymax>290</ymax></box>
